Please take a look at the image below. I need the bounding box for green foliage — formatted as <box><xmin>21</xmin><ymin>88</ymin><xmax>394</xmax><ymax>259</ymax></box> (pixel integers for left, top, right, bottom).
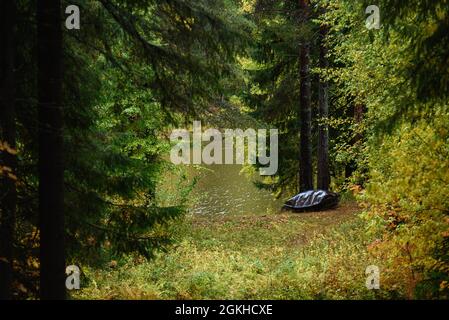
<box><xmin>7</xmin><ymin>0</ymin><xmax>449</xmax><ymax>300</ymax></box>
<box><xmin>10</xmin><ymin>0</ymin><xmax>251</xmax><ymax>297</ymax></box>
<box><xmin>68</xmin><ymin>0</ymin><xmax>449</xmax><ymax>299</ymax></box>
<box><xmin>360</xmin><ymin>117</ymin><xmax>449</xmax><ymax>298</ymax></box>
<box><xmin>243</xmin><ymin>0</ymin><xmax>308</xmax><ymax>194</ymax></box>
<box><xmin>318</xmin><ymin>0</ymin><xmax>449</xmax><ymax>298</ymax></box>
<box><xmin>73</xmin><ymin>203</ymin><xmax>398</xmax><ymax>300</ymax></box>
<box><xmin>243</xmin><ymin>0</ymin><xmax>370</xmax><ymax>195</ymax></box>
<box><xmin>380</xmin><ymin>0</ymin><xmax>449</xmax><ymax>101</ymax></box>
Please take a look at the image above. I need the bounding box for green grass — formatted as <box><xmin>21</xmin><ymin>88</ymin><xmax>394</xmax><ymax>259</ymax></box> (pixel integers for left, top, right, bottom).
<box><xmin>73</xmin><ymin>201</ymin><xmax>398</xmax><ymax>300</ymax></box>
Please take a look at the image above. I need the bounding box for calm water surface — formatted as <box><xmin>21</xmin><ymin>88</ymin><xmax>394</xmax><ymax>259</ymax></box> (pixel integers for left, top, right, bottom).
<box><xmin>189</xmin><ymin>163</ymin><xmax>283</xmax><ymax>215</ymax></box>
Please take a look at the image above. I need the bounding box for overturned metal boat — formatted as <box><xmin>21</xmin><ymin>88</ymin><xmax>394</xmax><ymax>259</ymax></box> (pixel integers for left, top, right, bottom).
<box><xmin>282</xmin><ymin>190</ymin><xmax>339</xmax><ymax>212</ymax></box>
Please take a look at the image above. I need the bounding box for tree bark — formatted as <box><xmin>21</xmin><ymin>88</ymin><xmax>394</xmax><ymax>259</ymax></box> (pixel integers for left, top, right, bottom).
<box><xmin>0</xmin><ymin>0</ymin><xmax>17</xmax><ymax>300</ymax></box>
<box><xmin>37</xmin><ymin>0</ymin><xmax>66</xmax><ymax>300</ymax></box>
<box><xmin>299</xmin><ymin>0</ymin><xmax>313</xmax><ymax>192</ymax></box>
<box><xmin>317</xmin><ymin>23</ymin><xmax>330</xmax><ymax>191</ymax></box>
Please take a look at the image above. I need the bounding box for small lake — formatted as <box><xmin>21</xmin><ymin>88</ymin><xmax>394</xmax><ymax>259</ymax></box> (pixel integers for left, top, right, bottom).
<box><xmin>189</xmin><ymin>163</ymin><xmax>284</xmax><ymax>215</ymax></box>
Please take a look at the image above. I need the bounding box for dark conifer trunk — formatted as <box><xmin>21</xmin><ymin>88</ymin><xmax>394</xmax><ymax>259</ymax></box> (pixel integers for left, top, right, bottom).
<box><xmin>37</xmin><ymin>0</ymin><xmax>66</xmax><ymax>300</ymax></box>
<box><xmin>317</xmin><ymin>23</ymin><xmax>330</xmax><ymax>191</ymax></box>
<box><xmin>299</xmin><ymin>0</ymin><xmax>313</xmax><ymax>192</ymax></box>
<box><xmin>0</xmin><ymin>0</ymin><xmax>17</xmax><ymax>300</ymax></box>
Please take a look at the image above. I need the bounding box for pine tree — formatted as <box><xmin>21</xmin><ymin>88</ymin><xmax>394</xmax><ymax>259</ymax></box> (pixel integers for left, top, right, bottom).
<box><xmin>246</xmin><ymin>0</ymin><xmax>321</xmax><ymax>194</ymax></box>
<box><xmin>317</xmin><ymin>18</ymin><xmax>330</xmax><ymax>191</ymax></box>
<box><xmin>2</xmin><ymin>0</ymin><xmax>250</xmax><ymax>297</ymax></box>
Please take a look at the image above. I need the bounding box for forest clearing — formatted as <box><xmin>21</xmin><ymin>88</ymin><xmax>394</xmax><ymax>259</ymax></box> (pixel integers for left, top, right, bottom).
<box><xmin>74</xmin><ymin>200</ymin><xmax>380</xmax><ymax>300</ymax></box>
<box><xmin>1</xmin><ymin>0</ymin><xmax>449</xmax><ymax>302</ymax></box>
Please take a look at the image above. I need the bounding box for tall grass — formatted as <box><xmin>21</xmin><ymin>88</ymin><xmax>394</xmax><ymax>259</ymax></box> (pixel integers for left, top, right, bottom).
<box><xmin>73</xmin><ymin>202</ymin><xmax>405</xmax><ymax>300</ymax></box>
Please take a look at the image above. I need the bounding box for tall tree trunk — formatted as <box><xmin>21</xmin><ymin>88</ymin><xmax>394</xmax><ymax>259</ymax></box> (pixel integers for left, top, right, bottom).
<box><xmin>299</xmin><ymin>0</ymin><xmax>313</xmax><ymax>192</ymax></box>
<box><xmin>317</xmin><ymin>23</ymin><xmax>330</xmax><ymax>191</ymax></box>
<box><xmin>0</xmin><ymin>0</ymin><xmax>17</xmax><ymax>300</ymax></box>
<box><xmin>37</xmin><ymin>0</ymin><xmax>66</xmax><ymax>300</ymax></box>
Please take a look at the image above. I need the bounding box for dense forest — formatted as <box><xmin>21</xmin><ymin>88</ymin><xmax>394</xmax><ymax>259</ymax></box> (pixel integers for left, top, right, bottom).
<box><xmin>0</xmin><ymin>0</ymin><xmax>448</xmax><ymax>300</ymax></box>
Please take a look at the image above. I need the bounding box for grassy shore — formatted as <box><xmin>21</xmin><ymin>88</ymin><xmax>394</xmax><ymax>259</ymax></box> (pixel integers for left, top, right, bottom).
<box><xmin>73</xmin><ymin>201</ymin><xmax>394</xmax><ymax>300</ymax></box>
